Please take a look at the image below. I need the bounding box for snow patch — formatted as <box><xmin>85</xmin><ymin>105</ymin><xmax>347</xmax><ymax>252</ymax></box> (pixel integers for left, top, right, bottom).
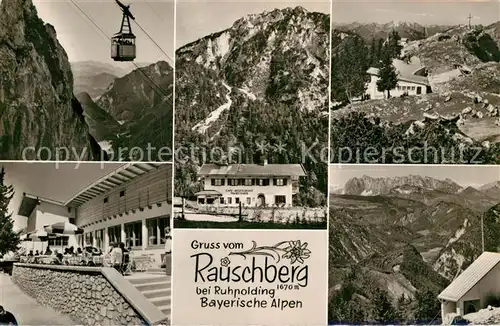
<box><xmin>192</xmin><ymin>82</ymin><xmax>233</xmax><ymax>134</ymax></box>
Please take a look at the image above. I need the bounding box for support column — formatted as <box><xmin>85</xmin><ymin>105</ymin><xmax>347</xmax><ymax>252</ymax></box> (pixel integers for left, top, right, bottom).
<box><xmin>142</xmin><ymin>219</ymin><xmax>147</xmax><ymax>250</ymax></box>
<box><xmin>104</xmin><ymin>227</ymin><xmax>109</xmax><ymax>252</ymax></box>
<box><xmin>121</xmin><ymin>224</ymin><xmax>126</xmax><ymax>246</ymax></box>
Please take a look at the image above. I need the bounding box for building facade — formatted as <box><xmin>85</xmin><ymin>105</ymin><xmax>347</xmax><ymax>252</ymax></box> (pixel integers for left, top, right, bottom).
<box><xmin>438</xmin><ymin>252</ymin><xmax>500</xmax><ymax>323</ymax></box>
<box><xmin>194</xmin><ymin>162</ymin><xmax>306</xmax><ymax>208</ymax></box>
<box><xmin>18</xmin><ymin>195</ymin><xmax>78</xmax><ymax>253</ymax></box>
<box><xmin>366</xmin><ymin>57</ymin><xmax>431</xmax><ymax>100</ymax></box>
<box><xmin>17</xmin><ymin>163</ymin><xmax>172</xmax><ymax>267</ymax></box>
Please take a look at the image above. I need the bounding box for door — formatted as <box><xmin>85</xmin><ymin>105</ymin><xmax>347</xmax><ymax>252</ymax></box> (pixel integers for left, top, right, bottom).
<box><xmin>416</xmin><ymin>86</ymin><xmax>422</xmax><ymax>95</ymax></box>
<box><xmin>257</xmin><ymin>194</ymin><xmax>265</xmax><ymax>207</ymax></box>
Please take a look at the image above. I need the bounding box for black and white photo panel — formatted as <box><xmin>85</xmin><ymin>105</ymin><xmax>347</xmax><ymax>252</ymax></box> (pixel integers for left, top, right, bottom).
<box><xmin>330</xmin><ymin>0</ymin><xmax>500</xmax><ymax>164</ymax></box>
<box><xmin>174</xmin><ymin>0</ymin><xmax>330</xmax><ymax>230</ymax></box>
<box><xmin>0</xmin><ymin>161</ymin><xmax>173</xmax><ymax>325</ymax></box>
<box><xmin>0</xmin><ymin>0</ymin><xmax>174</xmax><ymax>161</ymax></box>
<box><xmin>328</xmin><ymin>164</ymin><xmax>500</xmax><ymax>325</ymax></box>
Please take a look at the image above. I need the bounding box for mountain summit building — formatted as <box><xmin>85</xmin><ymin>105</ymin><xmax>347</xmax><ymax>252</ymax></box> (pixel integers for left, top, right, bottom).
<box><xmin>194</xmin><ymin>162</ymin><xmax>307</xmax><ymax>207</ymax></box>
<box><xmin>366</xmin><ymin>57</ymin><xmax>431</xmax><ymax>99</ymax></box>
<box><xmin>438</xmin><ymin>251</ymin><xmax>500</xmax><ymax>323</ymax></box>
<box><xmin>17</xmin><ymin>163</ymin><xmax>172</xmax><ymax>267</ymax></box>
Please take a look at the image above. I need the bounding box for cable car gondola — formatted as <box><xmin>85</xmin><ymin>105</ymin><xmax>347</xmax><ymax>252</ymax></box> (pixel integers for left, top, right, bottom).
<box><xmin>111</xmin><ymin>0</ymin><xmax>136</xmax><ymax>62</ymax></box>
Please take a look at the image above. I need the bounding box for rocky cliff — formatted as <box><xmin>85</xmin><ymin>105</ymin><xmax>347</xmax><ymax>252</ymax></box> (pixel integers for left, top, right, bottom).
<box><xmin>0</xmin><ymin>0</ymin><xmax>101</xmax><ymax>160</ymax></box>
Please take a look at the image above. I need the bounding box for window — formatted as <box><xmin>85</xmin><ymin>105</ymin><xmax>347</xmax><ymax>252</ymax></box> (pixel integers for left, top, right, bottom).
<box><xmin>207</xmin><ymin>198</ymin><xmax>215</xmax><ymax>204</ymax></box>
<box><xmin>119</xmin><ymin>190</ymin><xmax>125</xmax><ymax>197</ymax></box>
<box><xmin>411</xmin><ymin>86</ymin><xmax>416</xmax><ymax>91</ymax></box>
<box><xmin>245</xmin><ymin>179</ymin><xmax>252</xmax><ymax>186</ymax></box>
<box><xmin>258</xmin><ymin>179</ymin><xmax>264</xmax><ymax>186</ymax></box>
<box><xmin>125</xmin><ymin>221</ymin><xmax>142</xmax><ymax>248</ymax></box>
<box><xmin>198</xmin><ymin>197</ymin><xmax>205</xmax><ymax>204</ymax></box>
<box><xmin>104</xmin><ymin>197</ymin><xmax>108</xmax><ymax>203</ymax></box>
<box><xmin>220</xmin><ymin>197</ymin><xmax>225</xmax><ymax>204</ymax></box>
<box><xmin>67</xmin><ymin>207</ymin><xmax>72</xmax><ymax>213</ymax></box>
<box><xmin>147</xmin><ymin>216</ymin><xmax>169</xmax><ymax>246</ymax></box>
<box><xmin>235</xmin><ymin>197</ymin><xmax>240</xmax><ymax>204</ymax></box>
<box><xmin>217</xmin><ymin>179</ymin><xmax>224</xmax><ymax>186</ymax></box>
<box><xmin>275</xmin><ymin>195</ymin><xmax>286</xmax><ymax>205</ymax></box>
<box><xmin>84</xmin><ymin>232</ymin><xmax>93</xmax><ymax>246</ymax></box>
<box><xmin>95</xmin><ymin>229</ymin><xmax>104</xmax><ymax>250</ymax></box>
<box><xmin>228</xmin><ymin>197</ymin><xmax>232</xmax><ymax>204</ymax></box>
<box><xmin>211</xmin><ymin>178</ymin><xmax>224</xmax><ymax>186</ymax></box>
<box><xmin>247</xmin><ymin>197</ymin><xmax>251</xmax><ymax>205</ymax></box>
<box><xmin>108</xmin><ymin>225</ymin><xmax>121</xmax><ymax>245</ymax></box>
<box><xmin>238</xmin><ymin>179</ymin><xmax>245</xmax><ymax>186</ymax></box>
<box><xmin>48</xmin><ymin>236</ymin><xmax>69</xmax><ymax>247</ymax></box>
<box><xmin>228</xmin><ymin>179</ymin><xmax>238</xmax><ymax>186</ymax></box>
<box><xmin>274</xmin><ymin>178</ymin><xmax>285</xmax><ymax>186</ymax></box>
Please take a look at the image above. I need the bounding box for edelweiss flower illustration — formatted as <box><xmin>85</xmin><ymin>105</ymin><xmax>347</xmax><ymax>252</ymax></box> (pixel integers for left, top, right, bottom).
<box><xmin>282</xmin><ymin>240</ymin><xmax>311</xmax><ymax>264</ymax></box>
<box><xmin>220</xmin><ymin>257</ymin><xmax>231</xmax><ymax>267</ymax></box>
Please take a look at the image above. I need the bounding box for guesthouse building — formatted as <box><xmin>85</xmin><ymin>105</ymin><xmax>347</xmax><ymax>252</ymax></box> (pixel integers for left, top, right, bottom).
<box><xmin>438</xmin><ymin>252</ymin><xmax>500</xmax><ymax>323</ymax></box>
<box><xmin>194</xmin><ymin>161</ymin><xmax>306</xmax><ymax>208</ymax></box>
<box><xmin>17</xmin><ymin>163</ymin><xmax>172</xmax><ymax>267</ymax></box>
<box><xmin>366</xmin><ymin>57</ymin><xmax>431</xmax><ymax>99</ymax></box>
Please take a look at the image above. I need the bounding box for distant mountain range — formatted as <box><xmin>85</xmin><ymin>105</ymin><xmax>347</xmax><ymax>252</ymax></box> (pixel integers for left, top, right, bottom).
<box><xmin>71</xmin><ymin>61</ymin><xmax>152</xmax><ymax>99</ymax></box>
<box><xmin>78</xmin><ymin>61</ymin><xmax>173</xmax><ymax>160</ymax></box>
<box><xmin>329</xmin><ymin>174</ymin><xmax>500</xmax><ymax>323</ymax></box>
<box><xmin>332</xmin><ymin>21</ymin><xmax>453</xmax><ymax>42</ymax></box>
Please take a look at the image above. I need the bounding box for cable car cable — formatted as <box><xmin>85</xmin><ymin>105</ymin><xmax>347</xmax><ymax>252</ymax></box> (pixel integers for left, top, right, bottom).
<box><xmin>132</xmin><ymin>19</ymin><xmax>174</xmax><ymax>66</ymax></box>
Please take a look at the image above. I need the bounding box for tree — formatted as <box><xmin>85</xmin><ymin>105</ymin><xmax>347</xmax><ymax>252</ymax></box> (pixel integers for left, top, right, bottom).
<box><xmin>371</xmin><ymin>288</ymin><xmax>398</xmax><ymax>323</ymax></box>
<box><xmin>0</xmin><ymin>167</ymin><xmax>20</xmax><ymax>256</ymax></box>
<box><xmin>386</xmin><ymin>30</ymin><xmax>403</xmax><ymax>59</ymax></box>
<box><xmin>376</xmin><ymin>53</ymin><xmax>398</xmax><ymax>98</ymax></box>
<box><xmin>415</xmin><ymin>290</ymin><xmax>440</xmax><ymax>322</ymax></box>
<box><xmin>369</xmin><ymin>38</ymin><xmax>377</xmax><ymax>66</ymax></box>
<box><xmin>331</xmin><ymin>35</ymin><xmax>369</xmax><ymax>104</ymax></box>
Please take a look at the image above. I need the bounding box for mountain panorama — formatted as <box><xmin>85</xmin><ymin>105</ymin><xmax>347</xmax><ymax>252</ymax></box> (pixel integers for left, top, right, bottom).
<box><xmin>174</xmin><ymin>6</ymin><xmax>330</xmax><ymax>205</ymax></box>
<box><xmin>0</xmin><ymin>0</ymin><xmax>173</xmax><ymax>160</ymax></box>
<box><xmin>329</xmin><ymin>174</ymin><xmax>500</xmax><ymax>323</ymax></box>
<box><xmin>331</xmin><ymin>19</ymin><xmax>500</xmax><ymax>164</ymax></box>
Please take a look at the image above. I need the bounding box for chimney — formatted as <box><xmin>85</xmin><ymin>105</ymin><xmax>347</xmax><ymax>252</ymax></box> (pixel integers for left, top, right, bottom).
<box><xmin>263</xmin><ymin>159</ymin><xmax>268</xmax><ymax>166</ymax></box>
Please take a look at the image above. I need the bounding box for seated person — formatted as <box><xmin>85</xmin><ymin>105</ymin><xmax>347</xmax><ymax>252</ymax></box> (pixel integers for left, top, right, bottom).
<box><xmin>28</xmin><ymin>250</ymin><xmax>33</xmax><ymax>257</ymax></box>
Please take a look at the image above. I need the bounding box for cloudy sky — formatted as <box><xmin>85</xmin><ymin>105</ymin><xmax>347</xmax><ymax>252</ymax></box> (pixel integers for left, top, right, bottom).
<box><xmin>332</xmin><ymin>0</ymin><xmax>499</xmax><ymax>25</ymax></box>
<box><xmin>329</xmin><ymin>164</ymin><xmax>500</xmax><ymax>190</ymax></box>
<box><xmin>176</xmin><ymin>0</ymin><xmax>330</xmax><ymax>47</ymax></box>
<box><xmin>33</xmin><ymin>0</ymin><xmax>174</xmax><ymax>64</ymax></box>
<box><xmin>3</xmin><ymin>162</ymin><xmax>124</xmax><ymax>231</ymax></box>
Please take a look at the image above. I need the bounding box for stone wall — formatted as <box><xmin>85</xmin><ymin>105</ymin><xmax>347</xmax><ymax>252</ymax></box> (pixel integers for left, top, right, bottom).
<box><xmin>12</xmin><ymin>265</ymin><xmax>146</xmax><ymax>326</ymax></box>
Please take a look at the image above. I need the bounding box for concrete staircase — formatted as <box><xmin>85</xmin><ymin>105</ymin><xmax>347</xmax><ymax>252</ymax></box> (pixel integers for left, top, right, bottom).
<box><xmin>127</xmin><ymin>273</ymin><xmax>171</xmax><ymax>317</ymax></box>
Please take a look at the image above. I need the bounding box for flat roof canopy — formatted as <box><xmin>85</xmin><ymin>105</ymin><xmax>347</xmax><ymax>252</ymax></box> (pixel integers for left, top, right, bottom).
<box><xmin>65</xmin><ymin>163</ymin><xmax>162</xmax><ymax>207</ymax></box>
<box><xmin>18</xmin><ymin>193</ymin><xmax>66</xmax><ymax>217</ymax></box>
